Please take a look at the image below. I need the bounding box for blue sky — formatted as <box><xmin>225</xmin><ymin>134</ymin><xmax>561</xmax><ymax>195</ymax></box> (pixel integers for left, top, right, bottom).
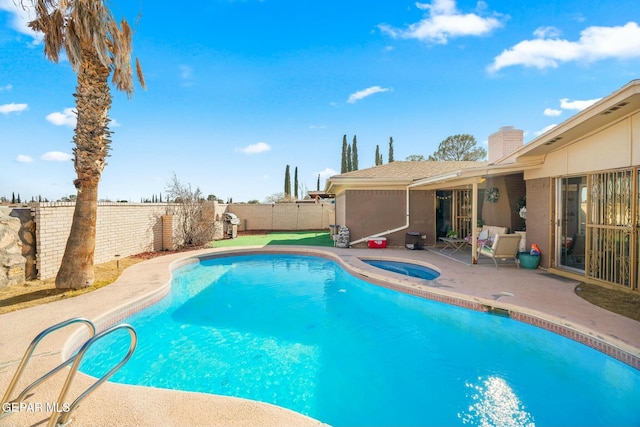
<box><xmin>1</xmin><ymin>0</ymin><xmax>639</xmax><ymax>203</ymax></box>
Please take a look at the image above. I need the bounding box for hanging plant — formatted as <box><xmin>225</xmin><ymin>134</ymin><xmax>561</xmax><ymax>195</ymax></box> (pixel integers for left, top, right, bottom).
<box><xmin>515</xmin><ymin>195</ymin><xmax>526</xmax><ymax>216</ymax></box>
<box><xmin>486</xmin><ymin>187</ymin><xmax>500</xmax><ymax>203</ymax></box>
<box><xmin>516</xmin><ymin>195</ymin><xmax>526</xmax><ymax>230</ymax></box>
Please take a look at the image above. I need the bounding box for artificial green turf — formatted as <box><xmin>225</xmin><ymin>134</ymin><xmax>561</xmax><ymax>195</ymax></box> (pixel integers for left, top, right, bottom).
<box><xmin>209</xmin><ymin>231</ymin><xmax>334</xmax><ymax>248</ymax></box>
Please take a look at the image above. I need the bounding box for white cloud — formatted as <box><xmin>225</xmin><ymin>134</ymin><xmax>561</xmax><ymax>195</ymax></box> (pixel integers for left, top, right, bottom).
<box><xmin>534</xmin><ymin>124</ymin><xmax>557</xmax><ymax>136</ymax></box>
<box><xmin>0</xmin><ymin>84</ymin><xmax>13</xmax><ymax>91</ymax></box>
<box><xmin>533</xmin><ymin>26</ymin><xmax>562</xmax><ymax>39</ymax></box>
<box><xmin>347</xmin><ymin>86</ymin><xmax>390</xmax><ymax>104</ymax></box>
<box><xmin>317</xmin><ymin>168</ymin><xmax>337</xmax><ymax>178</ymax></box>
<box><xmin>41</xmin><ymin>151</ymin><xmax>73</xmax><ymax>162</ymax></box>
<box><xmin>46</xmin><ymin>108</ymin><xmax>76</xmax><ymax>127</ymax></box>
<box><xmin>179</xmin><ymin>65</ymin><xmax>193</xmax><ymax>80</ymax></box>
<box><xmin>559</xmin><ymin>97</ymin><xmax>600</xmax><ymax>110</ymax></box>
<box><xmin>16</xmin><ymin>154</ymin><xmax>33</xmax><ymax>163</ymax></box>
<box><xmin>489</xmin><ymin>22</ymin><xmax>640</xmax><ymax>72</ymax></box>
<box><xmin>237</xmin><ymin>142</ymin><xmax>271</xmax><ymax>154</ymax></box>
<box><xmin>178</xmin><ymin>65</ymin><xmax>194</xmax><ymax>86</ymax></box>
<box><xmin>543</xmin><ymin>108</ymin><xmax>562</xmax><ymax>117</ymax></box>
<box><xmin>379</xmin><ymin>0</ymin><xmax>503</xmax><ymax>44</ymax></box>
<box><xmin>0</xmin><ymin>0</ymin><xmax>41</xmax><ymax>41</ymax></box>
<box><xmin>0</xmin><ymin>103</ymin><xmax>28</xmax><ymax>114</ymax></box>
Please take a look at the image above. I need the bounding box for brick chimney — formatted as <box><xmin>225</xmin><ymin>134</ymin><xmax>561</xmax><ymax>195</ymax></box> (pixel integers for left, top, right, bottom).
<box><xmin>488</xmin><ymin>126</ymin><xmax>524</xmax><ymax>163</ymax></box>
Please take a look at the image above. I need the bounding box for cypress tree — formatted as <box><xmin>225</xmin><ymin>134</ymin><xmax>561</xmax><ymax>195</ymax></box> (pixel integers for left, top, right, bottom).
<box><xmin>375</xmin><ymin>145</ymin><xmax>382</xmax><ymax>165</ymax></box>
<box><xmin>388</xmin><ymin>136</ymin><xmax>394</xmax><ymax>163</ymax></box>
<box><xmin>352</xmin><ymin>135</ymin><xmax>359</xmax><ymax>171</ymax></box>
<box><xmin>317</xmin><ymin>174</ymin><xmax>320</xmax><ymax>191</ymax></box>
<box><xmin>11</xmin><ymin>192</ymin><xmax>15</xmax><ymax>203</ymax></box>
<box><xmin>284</xmin><ymin>165</ymin><xmax>291</xmax><ymax>197</ymax></box>
<box><xmin>347</xmin><ymin>144</ymin><xmax>352</xmax><ymax>172</ymax></box>
<box><xmin>294</xmin><ymin>167</ymin><xmax>299</xmax><ymax>199</ymax></box>
<box><xmin>341</xmin><ymin>135</ymin><xmax>348</xmax><ymax>173</ymax></box>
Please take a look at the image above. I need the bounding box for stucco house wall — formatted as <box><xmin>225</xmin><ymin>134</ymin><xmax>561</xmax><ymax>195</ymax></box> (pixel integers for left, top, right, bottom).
<box><xmin>342</xmin><ymin>189</ymin><xmax>434</xmax><ymax>248</ymax></box>
<box><xmin>481</xmin><ymin>174</ymin><xmax>526</xmax><ymax>233</ymax></box>
<box><xmin>525</xmin><ymin>111</ymin><xmax>638</xmax><ymax>180</ymax></box>
<box><xmin>525</xmin><ymin>178</ymin><xmax>551</xmax><ymax>268</ymax></box>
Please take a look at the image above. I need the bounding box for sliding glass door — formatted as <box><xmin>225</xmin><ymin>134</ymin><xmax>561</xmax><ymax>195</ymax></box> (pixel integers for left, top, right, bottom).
<box><xmin>557</xmin><ymin>169</ymin><xmax>638</xmax><ymax>290</ymax></box>
<box><xmin>557</xmin><ymin>176</ymin><xmax>587</xmax><ymax>271</ymax></box>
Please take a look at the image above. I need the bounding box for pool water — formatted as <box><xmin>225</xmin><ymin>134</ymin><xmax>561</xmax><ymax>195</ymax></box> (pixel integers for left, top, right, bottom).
<box><xmin>80</xmin><ymin>254</ymin><xmax>640</xmax><ymax>427</ymax></box>
<box><xmin>363</xmin><ymin>259</ymin><xmax>440</xmax><ymax>280</ymax></box>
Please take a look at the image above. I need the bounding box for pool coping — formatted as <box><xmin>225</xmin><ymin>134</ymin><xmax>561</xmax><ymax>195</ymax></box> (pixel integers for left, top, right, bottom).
<box><xmin>1</xmin><ymin>246</ymin><xmax>639</xmax><ymax>426</ymax></box>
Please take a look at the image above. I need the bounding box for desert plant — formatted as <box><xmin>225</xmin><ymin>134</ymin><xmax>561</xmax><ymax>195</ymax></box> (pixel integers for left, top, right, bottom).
<box><xmin>165</xmin><ymin>174</ymin><xmax>213</xmax><ymax>248</ymax></box>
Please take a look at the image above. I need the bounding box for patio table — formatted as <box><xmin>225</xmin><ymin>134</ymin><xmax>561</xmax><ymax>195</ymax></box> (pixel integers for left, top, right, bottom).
<box><xmin>439</xmin><ymin>237</ymin><xmax>467</xmax><ymax>253</ymax></box>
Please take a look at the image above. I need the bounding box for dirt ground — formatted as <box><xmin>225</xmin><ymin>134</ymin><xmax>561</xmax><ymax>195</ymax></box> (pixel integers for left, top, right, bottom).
<box><xmin>575</xmin><ymin>282</ymin><xmax>640</xmax><ymax>322</ymax></box>
<box><xmin>0</xmin><ymin>250</ymin><xmax>190</xmax><ymax>315</ymax></box>
<box><xmin>1</xmin><ymin>249</ymin><xmax>639</xmax><ymax>322</ymax></box>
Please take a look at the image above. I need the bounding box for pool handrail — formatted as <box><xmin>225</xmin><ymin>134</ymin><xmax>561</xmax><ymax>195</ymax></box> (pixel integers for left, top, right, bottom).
<box><xmin>50</xmin><ymin>323</ymin><xmax>137</xmax><ymax>427</ymax></box>
<box><xmin>0</xmin><ymin>317</ymin><xmax>96</xmax><ymax>417</ymax></box>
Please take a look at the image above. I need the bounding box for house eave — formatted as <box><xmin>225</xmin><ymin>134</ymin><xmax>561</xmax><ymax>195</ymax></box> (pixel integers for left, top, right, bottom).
<box><xmin>499</xmin><ymin>79</ymin><xmax>640</xmax><ymax>163</ymax></box>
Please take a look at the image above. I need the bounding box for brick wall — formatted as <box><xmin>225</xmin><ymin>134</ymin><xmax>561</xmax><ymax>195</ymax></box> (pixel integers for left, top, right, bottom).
<box><xmin>30</xmin><ymin>201</ymin><xmax>332</xmax><ymax>280</ymax></box>
<box><xmin>34</xmin><ymin>202</ymin><xmax>175</xmax><ymax>279</ymax></box>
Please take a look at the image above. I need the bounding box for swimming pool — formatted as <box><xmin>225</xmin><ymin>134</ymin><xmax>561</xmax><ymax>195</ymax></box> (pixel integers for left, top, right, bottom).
<box><xmin>362</xmin><ymin>259</ymin><xmax>440</xmax><ymax>280</ymax></box>
<box><xmin>80</xmin><ymin>254</ymin><xmax>640</xmax><ymax>427</ymax></box>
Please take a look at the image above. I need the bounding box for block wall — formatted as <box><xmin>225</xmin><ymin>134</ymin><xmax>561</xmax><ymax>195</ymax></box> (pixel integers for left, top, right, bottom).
<box><xmin>31</xmin><ymin>201</ymin><xmax>332</xmax><ymax>280</ymax></box>
<box><xmin>227</xmin><ymin>203</ymin><xmax>334</xmax><ymax>231</ymax></box>
<box><xmin>35</xmin><ymin>202</ymin><xmax>173</xmax><ymax>279</ymax></box>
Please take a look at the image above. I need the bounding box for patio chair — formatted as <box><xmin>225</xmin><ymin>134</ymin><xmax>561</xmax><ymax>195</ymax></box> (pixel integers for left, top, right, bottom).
<box><xmin>478</xmin><ymin>234</ymin><xmax>522</xmax><ymax>269</ymax></box>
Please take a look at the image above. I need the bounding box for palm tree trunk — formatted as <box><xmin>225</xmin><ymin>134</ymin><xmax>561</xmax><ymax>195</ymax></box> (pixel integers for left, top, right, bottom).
<box><xmin>55</xmin><ymin>183</ymin><xmax>98</xmax><ymax>289</ymax></box>
<box><xmin>55</xmin><ymin>48</ymin><xmax>112</xmax><ymax>290</ymax></box>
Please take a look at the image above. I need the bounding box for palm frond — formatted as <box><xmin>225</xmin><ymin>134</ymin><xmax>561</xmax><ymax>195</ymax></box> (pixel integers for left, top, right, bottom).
<box><xmin>135</xmin><ymin>58</ymin><xmax>145</xmax><ymax>90</ymax></box>
<box><xmin>25</xmin><ymin>0</ymin><xmax>143</xmax><ymax>95</ymax></box>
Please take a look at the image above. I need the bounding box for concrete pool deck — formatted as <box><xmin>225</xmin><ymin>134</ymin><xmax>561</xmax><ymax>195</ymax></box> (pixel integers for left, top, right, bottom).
<box><xmin>1</xmin><ymin>246</ymin><xmax>639</xmax><ymax>426</ymax></box>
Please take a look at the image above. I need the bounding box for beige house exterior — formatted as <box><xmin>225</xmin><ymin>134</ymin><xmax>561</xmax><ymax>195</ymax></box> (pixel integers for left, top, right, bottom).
<box><xmin>326</xmin><ymin>79</ymin><xmax>640</xmax><ymax>292</ymax></box>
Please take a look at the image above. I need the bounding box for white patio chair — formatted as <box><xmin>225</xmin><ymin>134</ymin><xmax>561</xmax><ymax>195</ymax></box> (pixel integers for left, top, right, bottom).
<box><xmin>478</xmin><ymin>234</ymin><xmax>522</xmax><ymax>269</ymax></box>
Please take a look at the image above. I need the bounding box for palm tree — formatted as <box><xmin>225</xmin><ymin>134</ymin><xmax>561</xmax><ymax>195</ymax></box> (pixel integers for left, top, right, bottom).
<box><xmin>24</xmin><ymin>0</ymin><xmax>145</xmax><ymax>289</ymax></box>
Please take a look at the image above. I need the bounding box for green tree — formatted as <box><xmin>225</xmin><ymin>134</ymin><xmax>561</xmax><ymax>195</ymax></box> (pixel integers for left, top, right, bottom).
<box><xmin>24</xmin><ymin>0</ymin><xmax>145</xmax><ymax>289</ymax></box>
<box><xmin>284</xmin><ymin>165</ymin><xmax>291</xmax><ymax>197</ymax></box>
<box><xmin>341</xmin><ymin>135</ymin><xmax>348</xmax><ymax>173</ymax></box>
<box><xmin>375</xmin><ymin>145</ymin><xmax>383</xmax><ymax>165</ymax></box>
<box><xmin>406</xmin><ymin>154</ymin><xmax>426</xmax><ymax>161</ymax></box>
<box><xmin>317</xmin><ymin>174</ymin><xmax>320</xmax><ymax>191</ymax></box>
<box><xmin>11</xmin><ymin>192</ymin><xmax>15</xmax><ymax>204</ymax></box>
<box><xmin>428</xmin><ymin>134</ymin><xmax>486</xmax><ymax>161</ymax></box>
<box><xmin>346</xmin><ymin>144</ymin><xmax>352</xmax><ymax>172</ymax></box>
<box><xmin>294</xmin><ymin>167</ymin><xmax>299</xmax><ymax>199</ymax></box>
<box><xmin>388</xmin><ymin>136</ymin><xmax>394</xmax><ymax>162</ymax></box>
<box><xmin>352</xmin><ymin>135</ymin><xmax>359</xmax><ymax>171</ymax></box>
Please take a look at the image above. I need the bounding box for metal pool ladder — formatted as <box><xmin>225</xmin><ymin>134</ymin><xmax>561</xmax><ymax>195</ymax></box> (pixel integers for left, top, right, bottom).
<box><xmin>1</xmin><ymin>317</ymin><xmax>137</xmax><ymax>427</ymax></box>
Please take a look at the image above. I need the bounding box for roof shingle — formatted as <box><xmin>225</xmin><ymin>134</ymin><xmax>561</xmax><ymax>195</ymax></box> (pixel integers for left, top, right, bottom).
<box><xmin>330</xmin><ymin>160</ymin><xmax>487</xmax><ymax>181</ymax></box>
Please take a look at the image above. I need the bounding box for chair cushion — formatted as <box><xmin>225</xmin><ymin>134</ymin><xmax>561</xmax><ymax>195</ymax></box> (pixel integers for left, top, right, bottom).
<box><xmin>482</xmin><ymin>225</ymin><xmax>508</xmax><ymax>238</ymax></box>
